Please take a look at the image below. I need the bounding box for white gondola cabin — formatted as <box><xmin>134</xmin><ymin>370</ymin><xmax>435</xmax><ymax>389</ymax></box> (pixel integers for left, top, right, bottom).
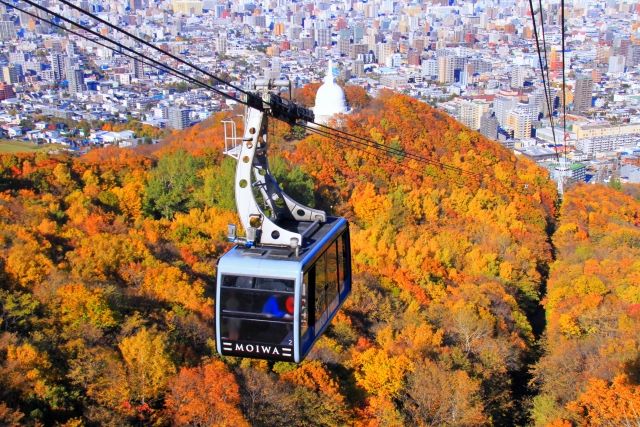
<box><xmin>216</xmin><ymin>217</ymin><xmax>351</xmax><ymax>362</ymax></box>
<box><xmin>215</xmin><ymin>91</ymin><xmax>352</xmax><ymax>363</ymax></box>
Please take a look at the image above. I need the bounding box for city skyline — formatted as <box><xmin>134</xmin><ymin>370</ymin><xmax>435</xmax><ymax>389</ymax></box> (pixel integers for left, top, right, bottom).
<box><xmin>0</xmin><ymin>0</ymin><xmax>639</xmax><ymax>187</ymax></box>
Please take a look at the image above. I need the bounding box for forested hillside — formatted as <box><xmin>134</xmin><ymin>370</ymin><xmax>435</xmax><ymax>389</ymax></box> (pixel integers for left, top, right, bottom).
<box><xmin>531</xmin><ymin>185</ymin><xmax>640</xmax><ymax>426</ymax></box>
<box><xmin>0</xmin><ymin>90</ymin><xmax>635</xmax><ymax>426</ymax></box>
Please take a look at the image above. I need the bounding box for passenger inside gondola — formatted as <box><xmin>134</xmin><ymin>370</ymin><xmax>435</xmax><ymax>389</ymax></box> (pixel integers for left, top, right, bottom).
<box><xmin>262</xmin><ymin>294</ymin><xmax>294</xmax><ymax>319</ymax></box>
<box><xmin>220</xmin><ymin>275</ymin><xmax>295</xmax><ymax>344</ymax></box>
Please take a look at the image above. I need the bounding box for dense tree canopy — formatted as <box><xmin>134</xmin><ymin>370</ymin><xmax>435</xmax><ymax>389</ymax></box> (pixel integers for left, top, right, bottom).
<box><xmin>0</xmin><ymin>89</ymin><xmax>636</xmax><ymax>426</ymax></box>
<box><xmin>531</xmin><ymin>185</ymin><xmax>640</xmax><ymax>425</ymax></box>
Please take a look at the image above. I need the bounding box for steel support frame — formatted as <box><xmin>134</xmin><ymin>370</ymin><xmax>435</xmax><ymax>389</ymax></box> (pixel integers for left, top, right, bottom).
<box><xmin>231</xmin><ymin>107</ymin><xmax>326</xmax><ymax>247</ymax></box>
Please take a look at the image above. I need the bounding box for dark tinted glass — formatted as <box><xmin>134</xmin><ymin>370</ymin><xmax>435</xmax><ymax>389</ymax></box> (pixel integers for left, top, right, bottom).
<box><xmin>326</xmin><ymin>242</ymin><xmax>339</xmax><ymax>306</ymax></box>
<box><xmin>315</xmin><ymin>254</ymin><xmax>327</xmax><ymax>323</ymax></box>
<box><xmin>220</xmin><ymin>275</ymin><xmax>294</xmax><ymax>345</ymax></box>
<box><xmin>222</xmin><ymin>275</ymin><xmax>294</xmax><ymax>292</ymax></box>
<box><xmin>220</xmin><ymin>317</ymin><xmax>293</xmax><ymax>345</ymax></box>
<box><xmin>221</xmin><ymin>288</ymin><xmax>294</xmax><ymax>318</ymax></box>
<box><xmin>337</xmin><ymin>234</ymin><xmax>345</xmax><ymax>292</ymax></box>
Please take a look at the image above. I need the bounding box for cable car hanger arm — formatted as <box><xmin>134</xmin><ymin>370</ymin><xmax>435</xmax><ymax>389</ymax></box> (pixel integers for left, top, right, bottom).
<box><xmin>226</xmin><ymin>84</ymin><xmax>325</xmax><ymax>250</ymax></box>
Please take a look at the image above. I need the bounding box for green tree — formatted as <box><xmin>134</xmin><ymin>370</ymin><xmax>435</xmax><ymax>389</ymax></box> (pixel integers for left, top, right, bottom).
<box><xmin>144</xmin><ymin>150</ymin><xmax>203</xmax><ymax>219</ymax></box>
<box><xmin>0</xmin><ymin>290</ymin><xmax>39</xmax><ymax>333</ymax></box>
<box><xmin>78</xmin><ymin>120</ymin><xmax>91</xmax><ymax>136</ymax></box>
<box><xmin>608</xmin><ymin>178</ymin><xmax>622</xmax><ymax>191</ymax></box>
<box><xmin>270</xmin><ymin>157</ymin><xmax>315</xmax><ymax>208</ymax></box>
<box><xmin>197</xmin><ymin>157</ymin><xmax>236</xmax><ymax>210</ymax></box>
<box><xmin>290</xmin><ymin>125</ymin><xmax>306</xmax><ymax>140</ymax></box>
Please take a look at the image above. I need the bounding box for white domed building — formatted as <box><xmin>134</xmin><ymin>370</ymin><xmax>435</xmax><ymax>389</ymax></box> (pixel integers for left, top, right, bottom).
<box><xmin>313</xmin><ymin>60</ymin><xmax>351</xmax><ymax>125</ymax></box>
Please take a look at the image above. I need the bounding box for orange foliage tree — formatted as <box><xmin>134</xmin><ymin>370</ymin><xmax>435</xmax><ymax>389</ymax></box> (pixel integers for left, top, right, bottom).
<box><xmin>0</xmin><ymin>90</ymin><xmax>565</xmax><ymax>425</ymax></box>
<box><xmin>532</xmin><ymin>184</ymin><xmax>640</xmax><ymax>424</ymax></box>
<box><xmin>165</xmin><ymin>359</ymin><xmax>248</xmax><ymax>427</ymax></box>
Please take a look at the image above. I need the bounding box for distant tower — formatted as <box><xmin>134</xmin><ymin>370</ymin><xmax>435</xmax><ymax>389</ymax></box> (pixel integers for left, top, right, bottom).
<box><xmin>67</xmin><ymin>68</ymin><xmax>85</xmax><ymax>94</ymax></box>
<box><xmin>573</xmin><ymin>74</ymin><xmax>593</xmax><ymax>114</ymax></box>
<box><xmin>168</xmin><ymin>106</ymin><xmax>190</xmax><ymax>130</ymax></box>
<box><xmin>313</xmin><ymin>60</ymin><xmax>351</xmax><ymax>125</ymax></box>
<box><xmin>50</xmin><ymin>52</ymin><xmax>66</xmax><ymax>82</ymax></box>
<box><xmin>0</xmin><ymin>20</ymin><xmax>16</xmax><ymax>41</ymax></box>
<box><xmin>480</xmin><ymin>112</ymin><xmax>499</xmax><ymax>140</ymax></box>
<box><xmin>132</xmin><ymin>58</ymin><xmax>145</xmax><ymax>79</ymax></box>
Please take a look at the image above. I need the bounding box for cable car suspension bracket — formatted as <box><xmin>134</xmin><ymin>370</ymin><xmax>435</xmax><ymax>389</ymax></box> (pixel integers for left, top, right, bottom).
<box><xmin>225</xmin><ymin>89</ymin><xmax>326</xmax><ymax>249</ymax></box>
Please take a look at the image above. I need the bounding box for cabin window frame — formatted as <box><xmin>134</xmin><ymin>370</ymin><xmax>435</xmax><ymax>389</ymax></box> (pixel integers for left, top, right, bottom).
<box><xmin>219</xmin><ymin>274</ymin><xmax>295</xmax><ymax>346</ymax></box>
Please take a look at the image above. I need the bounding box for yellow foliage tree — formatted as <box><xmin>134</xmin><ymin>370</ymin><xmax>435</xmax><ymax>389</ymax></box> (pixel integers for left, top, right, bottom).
<box><xmin>141</xmin><ymin>265</ymin><xmax>212</xmax><ymax>318</ymax></box>
<box><xmin>118</xmin><ymin>328</ymin><xmax>176</xmax><ymax>404</ymax></box>
<box><xmin>352</xmin><ymin>347</ymin><xmax>414</xmax><ymax>398</ymax></box>
<box><xmin>56</xmin><ymin>283</ymin><xmax>117</xmax><ymax>329</ymax></box>
<box><xmin>6</xmin><ymin>242</ymin><xmax>53</xmax><ymax>288</ymax></box>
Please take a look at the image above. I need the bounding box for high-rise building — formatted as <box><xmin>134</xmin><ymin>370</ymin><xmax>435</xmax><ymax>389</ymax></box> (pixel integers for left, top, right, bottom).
<box><xmin>0</xmin><ymin>20</ymin><xmax>15</xmax><ymax>41</ymax></box>
<box><xmin>468</xmin><ymin>58</ymin><xmax>492</xmax><ymax>74</ymax></box>
<box><xmin>608</xmin><ymin>55</ymin><xmax>626</xmax><ymax>74</ymax></box>
<box><xmin>376</xmin><ymin>42</ymin><xmax>393</xmax><ymax>65</ymax></box>
<box><xmin>407</xmin><ymin>49</ymin><xmax>421</xmax><ymax>66</ymax></box>
<box><xmin>437</xmin><ymin>55</ymin><xmax>455</xmax><ymax>84</ymax></box>
<box><xmin>172</xmin><ymin>0</ymin><xmax>203</xmax><ymax>15</ymax></box>
<box><xmin>67</xmin><ymin>68</ymin><xmax>85</xmax><ymax>94</ymax></box>
<box><xmin>493</xmin><ymin>92</ymin><xmax>520</xmax><ymax>126</ymax></box>
<box><xmin>506</xmin><ymin>106</ymin><xmax>533</xmax><ymax>139</ymax></box>
<box><xmin>529</xmin><ymin>87</ymin><xmax>552</xmax><ymax>118</ymax></box>
<box><xmin>252</xmin><ymin>15</ymin><xmax>266</xmax><ymax>28</ymax></box>
<box><xmin>480</xmin><ymin>112</ymin><xmax>499</xmax><ymax>140</ymax></box>
<box><xmin>613</xmin><ymin>37</ymin><xmax>630</xmax><ymax>57</ymax></box>
<box><xmin>2</xmin><ymin>65</ymin><xmax>23</xmax><ymax>84</ymax></box>
<box><xmin>458</xmin><ymin>99</ymin><xmax>490</xmax><ymax>130</ymax></box>
<box><xmin>301</xmin><ymin>36</ymin><xmax>314</xmax><ymax>51</ymax></box>
<box><xmin>573</xmin><ymin>74</ymin><xmax>593</xmax><ymax>114</ymax></box>
<box><xmin>216</xmin><ymin>37</ymin><xmax>227</xmax><ymax>55</ymax></box>
<box><xmin>458</xmin><ymin>62</ymin><xmax>471</xmax><ymax>86</ymax></box>
<box><xmin>338</xmin><ymin>36</ymin><xmax>350</xmax><ymax>56</ymax></box>
<box><xmin>0</xmin><ymin>82</ymin><xmax>16</xmax><ymax>100</ymax></box>
<box><xmin>50</xmin><ymin>53</ymin><xmax>67</xmax><ymax>82</ymax></box>
<box><xmin>348</xmin><ymin>43</ymin><xmax>367</xmax><ymax>60</ymax></box>
<box><xmin>9</xmin><ymin>52</ymin><xmax>27</xmax><ymax>65</ymax></box>
<box><xmin>421</xmin><ymin>59</ymin><xmax>438</xmax><ymax>79</ymax></box>
<box><xmin>627</xmin><ymin>45</ymin><xmax>640</xmax><ymax>67</ymax></box>
<box><xmin>129</xmin><ymin>0</ymin><xmax>146</xmax><ymax>11</ymax></box>
<box><xmin>352</xmin><ymin>24</ymin><xmax>365</xmax><ymax>43</ymax></box>
<box><xmin>510</xmin><ymin>65</ymin><xmax>528</xmax><ymax>88</ymax></box>
<box><xmin>352</xmin><ymin>59</ymin><xmax>364</xmax><ymax>78</ymax></box>
<box><xmin>132</xmin><ymin>58</ymin><xmax>145</xmax><ymax>79</ymax></box>
<box><xmin>214</xmin><ymin>4</ymin><xmax>226</xmax><ymax>18</ymax></box>
<box><xmin>168</xmin><ymin>107</ymin><xmax>190</xmax><ymax>130</ymax></box>
<box><xmin>315</xmin><ymin>28</ymin><xmax>331</xmax><ymax>47</ymax></box>
<box><xmin>273</xmin><ymin>22</ymin><xmax>285</xmax><ymax>36</ymax></box>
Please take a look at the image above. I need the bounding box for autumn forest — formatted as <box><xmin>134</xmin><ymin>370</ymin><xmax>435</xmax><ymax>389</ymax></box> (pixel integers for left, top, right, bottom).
<box><xmin>0</xmin><ymin>90</ymin><xmax>639</xmax><ymax>426</ymax></box>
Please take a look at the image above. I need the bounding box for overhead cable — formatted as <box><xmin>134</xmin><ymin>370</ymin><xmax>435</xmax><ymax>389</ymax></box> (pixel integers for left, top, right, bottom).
<box><xmin>560</xmin><ymin>0</ymin><xmax>568</xmax><ymax>160</ymax></box>
<box><xmin>1</xmin><ymin>1</ymin><xmax>207</xmax><ymax>88</ymax></box>
<box><xmin>55</xmin><ymin>0</ymin><xmax>251</xmax><ymax>98</ymax></box>
<box><xmin>20</xmin><ymin>0</ymin><xmax>492</xmax><ymax>181</ymax></box>
<box><xmin>527</xmin><ymin>0</ymin><xmax>559</xmax><ymax>161</ymax></box>
<box><xmin>15</xmin><ymin>0</ymin><xmax>254</xmax><ymax>107</ymax></box>
<box><xmin>298</xmin><ymin>123</ymin><xmax>484</xmax><ymax>181</ymax></box>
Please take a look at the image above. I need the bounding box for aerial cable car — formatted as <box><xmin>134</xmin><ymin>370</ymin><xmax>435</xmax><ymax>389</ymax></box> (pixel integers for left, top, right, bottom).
<box><xmin>216</xmin><ymin>80</ymin><xmax>352</xmax><ymax>362</ymax></box>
